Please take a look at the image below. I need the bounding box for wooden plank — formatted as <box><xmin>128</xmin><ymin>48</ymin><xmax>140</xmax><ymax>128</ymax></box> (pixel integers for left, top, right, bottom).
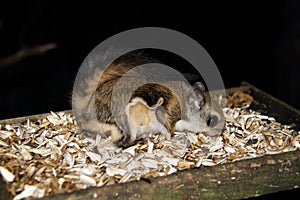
<box><xmin>0</xmin><ymin>84</ymin><xmax>299</xmax><ymax>199</ymax></box>
<box><xmin>0</xmin><ymin>110</ymin><xmax>71</xmax><ymax>124</ymax></box>
<box><xmin>42</xmin><ymin>150</ymin><xmax>300</xmax><ymax>200</ymax></box>
<box><xmin>241</xmin><ymin>82</ymin><xmax>300</xmax><ymax>128</ymax></box>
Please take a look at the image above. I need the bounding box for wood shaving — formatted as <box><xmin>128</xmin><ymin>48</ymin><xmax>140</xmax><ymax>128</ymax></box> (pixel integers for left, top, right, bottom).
<box><xmin>0</xmin><ymin>91</ymin><xmax>299</xmax><ymax>199</ymax></box>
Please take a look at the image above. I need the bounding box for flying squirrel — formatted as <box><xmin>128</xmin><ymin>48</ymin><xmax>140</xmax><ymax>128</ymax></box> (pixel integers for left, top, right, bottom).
<box><xmin>72</xmin><ymin>50</ymin><xmax>225</xmax><ymax>148</ymax></box>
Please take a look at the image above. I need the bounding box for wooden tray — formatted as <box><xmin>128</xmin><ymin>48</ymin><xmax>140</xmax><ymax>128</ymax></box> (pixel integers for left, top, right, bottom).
<box><xmin>1</xmin><ymin>82</ymin><xmax>299</xmax><ymax>200</ymax></box>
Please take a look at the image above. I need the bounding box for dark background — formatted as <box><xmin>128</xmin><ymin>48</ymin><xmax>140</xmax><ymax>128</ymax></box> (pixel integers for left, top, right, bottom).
<box><xmin>0</xmin><ymin>0</ymin><xmax>299</xmax><ymax>198</ymax></box>
<box><xmin>1</xmin><ymin>1</ymin><xmax>300</xmax><ymax>119</ymax></box>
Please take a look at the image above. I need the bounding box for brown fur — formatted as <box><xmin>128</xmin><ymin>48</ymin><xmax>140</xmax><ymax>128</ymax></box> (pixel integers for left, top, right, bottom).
<box><xmin>73</xmin><ymin>54</ymin><xmax>224</xmax><ymax>148</ymax></box>
<box><xmin>93</xmin><ymin>63</ymin><xmax>182</xmax><ymax>146</ymax></box>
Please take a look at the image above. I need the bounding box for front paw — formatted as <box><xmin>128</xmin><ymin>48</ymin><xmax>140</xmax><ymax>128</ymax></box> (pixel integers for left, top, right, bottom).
<box><xmin>161</xmin><ymin>128</ymin><xmax>171</xmax><ymax>140</ymax></box>
<box><xmin>174</xmin><ymin>120</ymin><xmax>186</xmax><ymax>132</ymax></box>
<box><xmin>113</xmin><ymin>133</ymin><xmax>131</xmax><ymax>148</ymax></box>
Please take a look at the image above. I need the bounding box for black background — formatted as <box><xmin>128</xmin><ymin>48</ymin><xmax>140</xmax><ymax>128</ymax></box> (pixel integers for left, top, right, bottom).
<box><xmin>0</xmin><ymin>1</ymin><xmax>300</xmax><ymax>119</ymax></box>
<box><xmin>0</xmin><ymin>1</ymin><xmax>299</xmax><ymax>198</ymax></box>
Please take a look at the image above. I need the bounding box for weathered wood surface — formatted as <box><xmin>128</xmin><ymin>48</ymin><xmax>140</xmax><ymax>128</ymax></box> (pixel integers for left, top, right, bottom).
<box><xmin>241</xmin><ymin>82</ymin><xmax>300</xmax><ymax>129</ymax></box>
<box><xmin>0</xmin><ymin>83</ymin><xmax>299</xmax><ymax>199</ymax></box>
<box><xmin>41</xmin><ymin>150</ymin><xmax>300</xmax><ymax>200</ymax></box>
<box><xmin>0</xmin><ymin>110</ymin><xmax>71</xmax><ymax>124</ymax></box>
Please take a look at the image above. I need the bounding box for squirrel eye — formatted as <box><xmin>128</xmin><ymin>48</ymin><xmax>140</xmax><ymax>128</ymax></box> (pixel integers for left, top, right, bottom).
<box><xmin>206</xmin><ymin>115</ymin><xmax>219</xmax><ymax>127</ymax></box>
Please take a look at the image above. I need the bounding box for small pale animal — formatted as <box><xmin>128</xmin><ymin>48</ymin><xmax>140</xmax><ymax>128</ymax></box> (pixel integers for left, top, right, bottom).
<box><xmin>72</xmin><ymin>51</ymin><xmax>224</xmax><ymax>147</ymax></box>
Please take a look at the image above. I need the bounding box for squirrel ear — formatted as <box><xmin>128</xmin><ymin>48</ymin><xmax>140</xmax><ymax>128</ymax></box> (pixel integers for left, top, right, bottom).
<box><xmin>156</xmin><ymin>97</ymin><xmax>164</xmax><ymax>106</ymax></box>
<box><xmin>187</xmin><ymin>82</ymin><xmax>206</xmax><ymax>114</ymax></box>
<box><xmin>192</xmin><ymin>82</ymin><xmax>206</xmax><ymax>92</ymax></box>
<box><xmin>150</xmin><ymin>97</ymin><xmax>164</xmax><ymax>110</ymax></box>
